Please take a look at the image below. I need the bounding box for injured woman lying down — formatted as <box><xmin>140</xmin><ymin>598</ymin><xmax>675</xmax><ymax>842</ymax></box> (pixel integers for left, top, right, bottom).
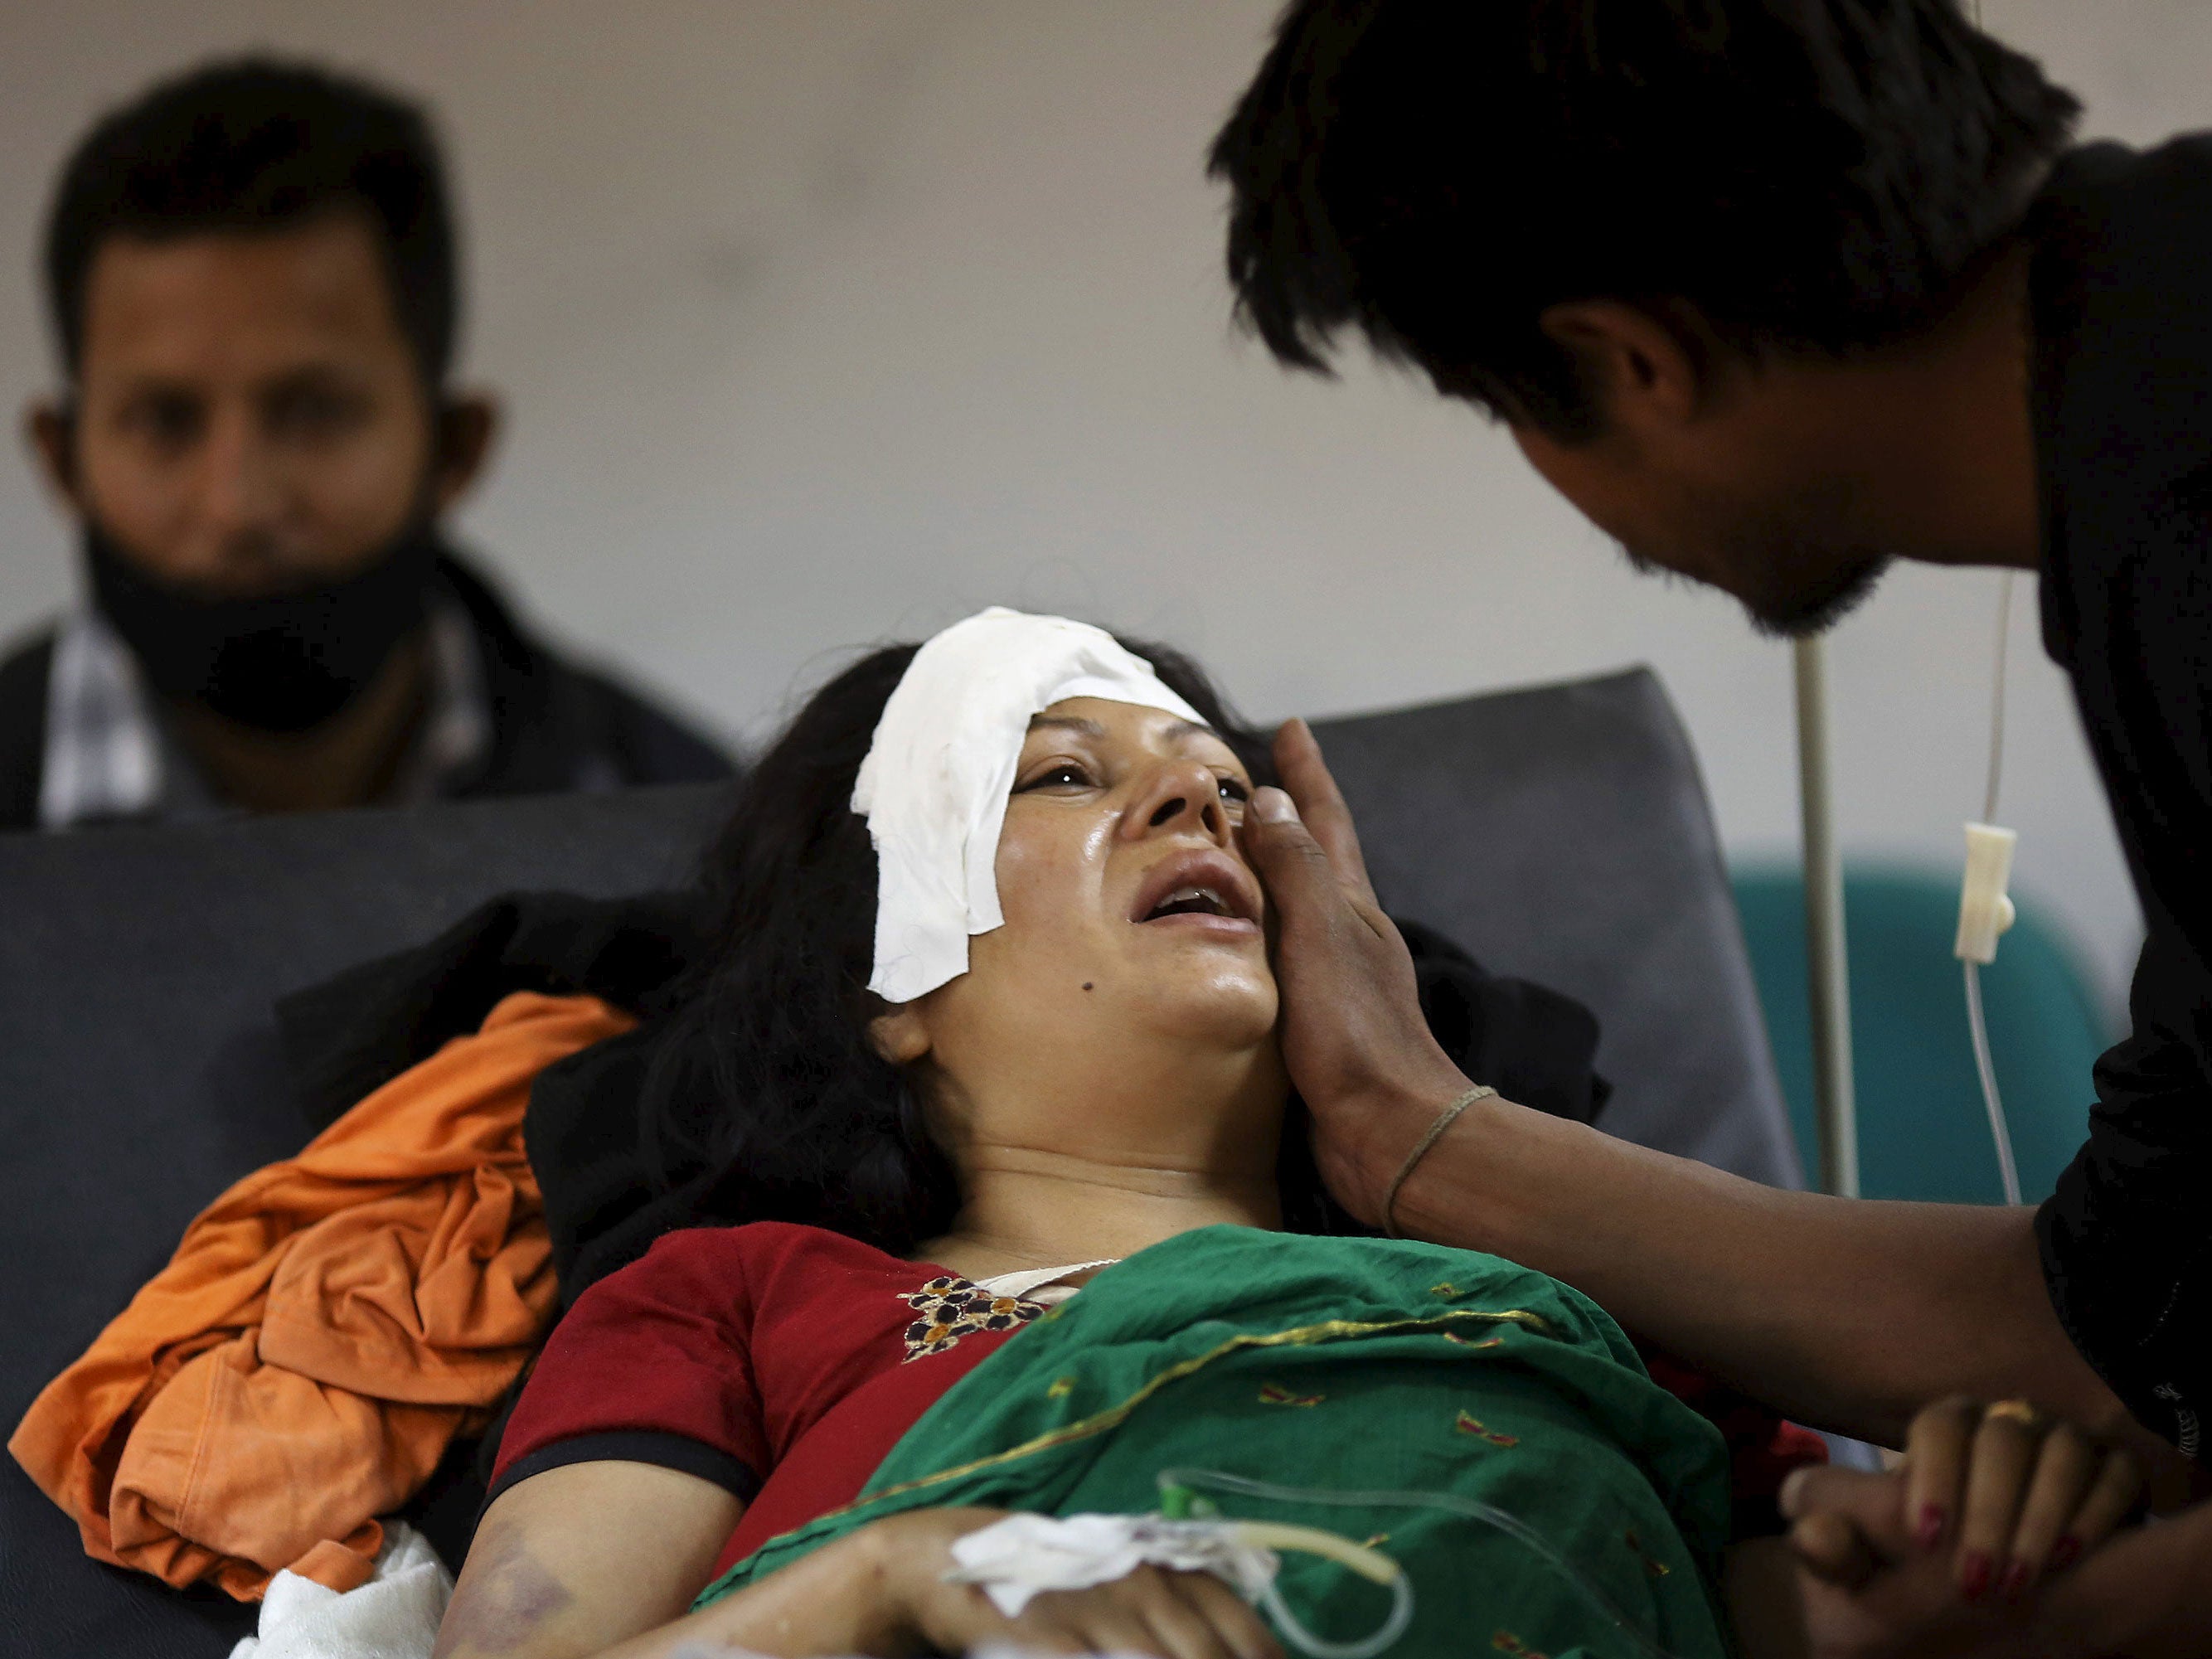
<box><xmin>429</xmin><ymin>611</ymin><xmax>2058</xmax><ymax>1659</ymax></box>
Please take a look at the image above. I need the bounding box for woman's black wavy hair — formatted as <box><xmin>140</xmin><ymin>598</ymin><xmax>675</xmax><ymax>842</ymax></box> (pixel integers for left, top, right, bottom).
<box><xmin>638</xmin><ymin>633</ymin><xmax>1359</xmax><ymax>1259</ymax></box>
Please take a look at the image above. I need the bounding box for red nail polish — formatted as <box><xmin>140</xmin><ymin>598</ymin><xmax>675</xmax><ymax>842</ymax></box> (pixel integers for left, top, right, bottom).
<box><xmin>2049</xmin><ymin>1535</ymin><xmax>2082</xmax><ymax>1571</ymax></box>
<box><xmin>1960</xmin><ymin>1553</ymin><xmax>1993</xmax><ymax>1600</ymax></box>
<box><xmin>1916</xmin><ymin>1504</ymin><xmax>1946</xmax><ymax>1549</ymax></box>
<box><xmin>1999</xmin><ymin>1560</ymin><xmax>2034</xmax><ymax>1602</ymax></box>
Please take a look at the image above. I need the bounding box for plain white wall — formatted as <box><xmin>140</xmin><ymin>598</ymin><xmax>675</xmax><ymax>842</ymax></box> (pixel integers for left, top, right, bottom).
<box><xmin>2</xmin><ymin>0</ymin><xmax>2203</xmax><ymax>1016</ymax></box>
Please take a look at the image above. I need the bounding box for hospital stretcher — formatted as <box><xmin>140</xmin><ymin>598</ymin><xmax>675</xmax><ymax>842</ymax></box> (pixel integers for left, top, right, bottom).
<box><xmin>0</xmin><ymin>666</ymin><xmax>1801</xmax><ymax>1657</ymax></box>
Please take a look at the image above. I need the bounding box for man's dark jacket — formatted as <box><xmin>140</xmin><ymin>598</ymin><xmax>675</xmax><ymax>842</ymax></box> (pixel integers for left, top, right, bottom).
<box><xmin>0</xmin><ymin>554</ymin><xmax>735</xmax><ymax>829</ymax></box>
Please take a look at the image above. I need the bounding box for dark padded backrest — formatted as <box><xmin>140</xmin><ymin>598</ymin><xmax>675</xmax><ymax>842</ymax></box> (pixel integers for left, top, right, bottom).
<box><xmin>0</xmin><ymin>787</ymin><xmax>735</xmax><ymax>1656</ymax></box>
<box><xmin>0</xmin><ymin>667</ymin><xmax>1794</xmax><ymax>1657</ymax></box>
<box><xmin>1309</xmin><ymin>669</ymin><xmax>1799</xmax><ymax>1185</ymax></box>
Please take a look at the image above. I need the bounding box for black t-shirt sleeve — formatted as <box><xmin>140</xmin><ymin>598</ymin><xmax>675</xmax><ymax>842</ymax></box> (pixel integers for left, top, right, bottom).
<box><xmin>2037</xmin><ymin>933</ymin><xmax>2212</xmax><ymax>1455</ymax></box>
<box><xmin>2030</xmin><ymin>138</ymin><xmax>2212</xmax><ymax>1452</ymax></box>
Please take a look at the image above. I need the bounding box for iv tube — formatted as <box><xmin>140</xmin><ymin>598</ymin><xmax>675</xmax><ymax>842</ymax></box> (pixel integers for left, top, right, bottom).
<box><xmin>1965</xmin><ymin>570</ymin><xmax>2024</xmax><ymax>1207</ymax></box>
<box><xmin>1158</xmin><ymin>1467</ymin><xmax>1685</xmax><ymax>1659</ymax></box>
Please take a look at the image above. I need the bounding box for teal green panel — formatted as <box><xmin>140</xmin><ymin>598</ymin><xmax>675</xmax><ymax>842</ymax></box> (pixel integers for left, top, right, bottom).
<box><xmin>1730</xmin><ymin>866</ymin><xmax>2116</xmax><ymax>1205</ymax></box>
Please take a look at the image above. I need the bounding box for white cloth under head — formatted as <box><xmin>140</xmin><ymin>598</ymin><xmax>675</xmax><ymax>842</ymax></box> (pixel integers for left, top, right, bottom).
<box><xmin>946</xmin><ymin>1513</ymin><xmax>1279</xmax><ymax>1618</ymax></box>
<box><xmin>851</xmin><ymin>608</ymin><xmax>1204</xmax><ymax>1002</ymax></box>
<box><xmin>228</xmin><ymin>1521</ymin><xmax>452</xmax><ymax>1659</ymax></box>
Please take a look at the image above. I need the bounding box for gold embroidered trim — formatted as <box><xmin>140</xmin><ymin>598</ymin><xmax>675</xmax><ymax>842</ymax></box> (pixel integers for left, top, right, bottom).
<box><xmin>808</xmin><ymin>1306</ymin><xmax>1552</xmax><ymax>1523</ymax></box>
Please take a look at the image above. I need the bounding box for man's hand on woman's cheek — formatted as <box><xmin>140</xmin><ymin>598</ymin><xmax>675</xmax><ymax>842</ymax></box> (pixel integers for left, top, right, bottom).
<box><xmin>1239</xmin><ymin>718</ymin><xmax>1481</xmax><ymax>1226</ymax></box>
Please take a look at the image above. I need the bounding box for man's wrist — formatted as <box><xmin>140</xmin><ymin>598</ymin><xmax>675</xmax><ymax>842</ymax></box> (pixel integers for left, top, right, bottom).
<box><xmin>1377</xmin><ymin>1083</ymin><xmax>1494</xmax><ymax>1237</ymax></box>
<box><xmin>1351</xmin><ymin>1070</ymin><xmax>1481</xmax><ymax>1220</ymax></box>
<box><xmin>1381</xmin><ymin>1083</ymin><xmax>1522</xmax><ymax>1249</ymax></box>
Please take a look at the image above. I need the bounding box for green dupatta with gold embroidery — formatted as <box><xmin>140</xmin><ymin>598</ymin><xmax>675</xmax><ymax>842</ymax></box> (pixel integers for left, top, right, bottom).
<box><xmin>696</xmin><ymin>1226</ymin><xmax>1736</xmax><ymax>1659</ymax></box>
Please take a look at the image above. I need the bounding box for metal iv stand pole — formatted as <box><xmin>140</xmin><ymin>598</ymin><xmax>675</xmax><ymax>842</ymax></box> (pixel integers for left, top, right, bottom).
<box><xmin>1794</xmin><ymin>636</ymin><xmax>1860</xmax><ymax>1198</ymax></box>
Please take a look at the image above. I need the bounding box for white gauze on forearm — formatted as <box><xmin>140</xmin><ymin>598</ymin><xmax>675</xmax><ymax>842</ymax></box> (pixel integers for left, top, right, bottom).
<box><xmin>851</xmin><ymin>607</ymin><xmax>1202</xmax><ymax>1003</ymax></box>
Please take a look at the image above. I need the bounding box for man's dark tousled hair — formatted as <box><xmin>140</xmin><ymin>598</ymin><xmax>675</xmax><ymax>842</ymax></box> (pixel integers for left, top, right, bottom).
<box><xmin>635</xmin><ymin>635</ymin><xmax>1361</xmax><ymax>1258</ymax></box>
<box><xmin>45</xmin><ymin>56</ymin><xmax>458</xmax><ymax>384</ymax></box>
<box><xmin>1210</xmin><ymin>0</ymin><xmax>2081</xmax><ymax>439</ymax></box>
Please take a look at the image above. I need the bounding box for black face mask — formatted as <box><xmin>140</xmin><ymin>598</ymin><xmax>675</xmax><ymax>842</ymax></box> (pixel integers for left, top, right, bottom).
<box><xmin>84</xmin><ymin>523</ymin><xmax>442</xmax><ymax>734</ymax></box>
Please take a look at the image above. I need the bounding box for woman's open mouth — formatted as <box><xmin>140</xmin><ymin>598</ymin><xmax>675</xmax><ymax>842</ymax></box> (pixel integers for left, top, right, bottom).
<box><xmin>1147</xmin><ymin>886</ymin><xmax>1239</xmax><ymax>919</ymax></box>
<box><xmin>1129</xmin><ymin>849</ymin><xmax>1263</xmax><ymax>936</ymax></box>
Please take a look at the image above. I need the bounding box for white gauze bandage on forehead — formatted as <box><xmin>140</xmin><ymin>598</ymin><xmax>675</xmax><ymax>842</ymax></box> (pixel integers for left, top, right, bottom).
<box><xmin>851</xmin><ymin>607</ymin><xmax>1205</xmax><ymax>1003</ymax></box>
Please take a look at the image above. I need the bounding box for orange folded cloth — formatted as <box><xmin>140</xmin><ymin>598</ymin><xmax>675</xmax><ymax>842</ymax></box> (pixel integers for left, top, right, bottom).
<box><xmin>9</xmin><ymin>990</ymin><xmax>636</xmax><ymax>1600</ymax></box>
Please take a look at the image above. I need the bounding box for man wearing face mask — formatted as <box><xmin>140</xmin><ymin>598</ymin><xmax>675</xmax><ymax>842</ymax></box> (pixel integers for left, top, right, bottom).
<box><xmin>0</xmin><ymin>57</ymin><xmax>735</xmax><ymax>830</ymax></box>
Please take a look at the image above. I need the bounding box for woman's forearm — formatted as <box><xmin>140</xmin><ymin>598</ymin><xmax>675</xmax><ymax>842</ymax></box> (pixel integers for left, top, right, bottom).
<box><xmin>590</xmin><ymin>1530</ymin><xmax>903</xmax><ymax>1659</ymax></box>
<box><xmin>1391</xmin><ymin>1094</ymin><xmax>2130</xmax><ymax>1450</ymax></box>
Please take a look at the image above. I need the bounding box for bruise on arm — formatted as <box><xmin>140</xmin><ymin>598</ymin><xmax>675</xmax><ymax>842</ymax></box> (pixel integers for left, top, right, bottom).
<box><xmin>434</xmin><ymin>1522</ymin><xmax>576</xmax><ymax>1657</ymax></box>
<box><xmin>435</xmin><ymin>1462</ymin><xmax>746</xmax><ymax>1659</ymax></box>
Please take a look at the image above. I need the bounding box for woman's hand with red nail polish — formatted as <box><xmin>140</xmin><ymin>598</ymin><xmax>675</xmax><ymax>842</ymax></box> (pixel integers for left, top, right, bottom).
<box><xmin>1887</xmin><ymin>1396</ymin><xmax>2141</xmax><ymax>1598</ymax></box>
<box><xmin>1783</xmin><ymin>1396</ymin><xmax>2150</xmax><ymax>1656</ymax></box>
<box><xmin>1783</xmin><ymin>1487</ymin><xmax>2055</xmax><ymax>1659</ymax></box>
<box><xmin>1940</xmin><ymin>1399</ymin><xmax>2141</xmax><ymax>1597</ymax></box>
<box><xmin>1914</xmin><ymin>1502</ymin><xmax>1946</xmax><ymax>1551</ymax></box>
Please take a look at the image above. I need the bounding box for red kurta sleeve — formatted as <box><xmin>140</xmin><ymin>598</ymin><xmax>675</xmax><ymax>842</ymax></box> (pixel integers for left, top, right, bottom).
<box><xmin>488</xmin><ymin>1227</ymin><xmax>769</xmax><ymax>1506</ymax></box>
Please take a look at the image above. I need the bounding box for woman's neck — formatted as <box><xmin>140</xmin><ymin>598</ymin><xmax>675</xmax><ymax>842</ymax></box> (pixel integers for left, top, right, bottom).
<box><xmin>919</xmin><ymin>1147</ymin><xmax>1280</xmax><ymax>1281</ymax></box>
<box><xmin>910</xmin><ymin>1027</ymin><xmax>1288</xmax><ymax>1281</ymax></box>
